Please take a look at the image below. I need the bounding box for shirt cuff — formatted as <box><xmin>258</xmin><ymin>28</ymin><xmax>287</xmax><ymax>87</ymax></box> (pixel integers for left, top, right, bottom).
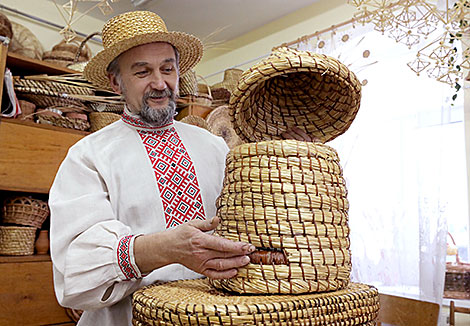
<box><xmin>116</xmin><ymin>234</ymin><xmax>144</xmax><ymax>280</ymax></box>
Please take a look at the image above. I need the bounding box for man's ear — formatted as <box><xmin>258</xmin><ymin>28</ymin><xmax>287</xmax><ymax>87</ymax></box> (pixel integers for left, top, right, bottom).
<box><xmin>108</xmin><ymin>74</ymin><xmax>122</xmax><ymax>94</ymax></box>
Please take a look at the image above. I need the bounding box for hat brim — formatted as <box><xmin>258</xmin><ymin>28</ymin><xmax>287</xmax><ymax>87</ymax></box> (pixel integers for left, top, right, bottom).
<box><xmin>84</xmin><ymin>31</ymin><xmax>203</xmax><ymax>89</ymax></box>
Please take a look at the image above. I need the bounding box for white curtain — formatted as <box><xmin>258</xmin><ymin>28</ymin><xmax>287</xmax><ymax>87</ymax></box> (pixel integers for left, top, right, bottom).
<box><xmin>294</xmin><ymin>26</ymin><xmax>468</xmax><ymax>319</ymax></box>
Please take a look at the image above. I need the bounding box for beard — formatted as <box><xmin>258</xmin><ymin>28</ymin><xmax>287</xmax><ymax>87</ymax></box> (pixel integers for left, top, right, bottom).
<box><xmin>121</xmin><ymin>84</ymin><xmax>177</xmax><ymax>127</ymax></box>
<box><xmin>139</xmin><ymin>88</ymin><xmax>177</xmax><ymax>126</ymax></box>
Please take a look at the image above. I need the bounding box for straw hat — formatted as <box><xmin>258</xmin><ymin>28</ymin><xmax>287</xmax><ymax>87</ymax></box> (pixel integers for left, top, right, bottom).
<box><xmin>84</xmin><ymin>11</ymin><xmax>203</xmax><ymax>89</ymax></box>
<box><xmin>211</xmin><ymin>68</ymin><xmax>243</xmax><ymax>94</ymax></box>
<box><xmin>230</xmin><ymin>47</ymin><xmax>362</xmax><ymax>143</ymax></box>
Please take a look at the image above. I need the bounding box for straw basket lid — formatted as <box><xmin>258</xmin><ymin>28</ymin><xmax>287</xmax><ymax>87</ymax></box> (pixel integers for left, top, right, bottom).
<box><xmin>230</xmin><ymin>47</ymin><xmax>362</xmax><ymax>144</ymax></box>
<box><xmin>132</xmin><ymin>278</ymin><xmax>379</xmax><ymax>326</ymax></box>
<box><xmin>84</xmin><ymin>11</ymin><xmax>203</xmax><ymax>89</ymax></box>
<box><xmin>205</xmin><ymin>105</ymin><xmax>243</xmax><ymax>149</ymax></box>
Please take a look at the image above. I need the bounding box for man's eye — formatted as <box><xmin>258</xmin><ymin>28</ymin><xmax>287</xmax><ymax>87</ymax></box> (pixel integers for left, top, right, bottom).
<box><xmin>162</xmin><ymin>66</ymin><xmax>174</xmax><ymax>73</ymax></box>
<box><xmin>135</xmin><ymin>71</ymin><xmax>148</xmax><ymax>76</ymax></box>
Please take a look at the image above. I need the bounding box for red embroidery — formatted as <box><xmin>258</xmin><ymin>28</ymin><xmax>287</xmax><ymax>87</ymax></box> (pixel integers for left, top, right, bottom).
<box><xmin>117</xmin><ymin>235</ymin><xmax>138</xmax><ymax>280</ymax></box>
<box><xmin>137</xmin><ymin>128</ymin><xmax>206</xmax><ymax>228</ymax></box>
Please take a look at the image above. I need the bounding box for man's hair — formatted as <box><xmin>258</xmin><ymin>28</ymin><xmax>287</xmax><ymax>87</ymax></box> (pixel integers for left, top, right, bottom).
<box><xmin>106</xmin><ymin>44</ymin><xmax>180</xmax><ymax>86</ymax></box>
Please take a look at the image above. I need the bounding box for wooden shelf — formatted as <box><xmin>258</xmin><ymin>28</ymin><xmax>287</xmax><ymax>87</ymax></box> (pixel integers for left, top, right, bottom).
<box><xmin>0</xmin><ymin>254</ymin><xmax>51</xmax><ymax>264</ymax></box>
<box><xmin>0</xmin><ymin>118</ymin><xmax>88</xmax><ymax>194</ymax></box>
<box><xmin>6</xmin><ymin>52</ymin><xmax>79</xmax><ymax>76</ymax></box>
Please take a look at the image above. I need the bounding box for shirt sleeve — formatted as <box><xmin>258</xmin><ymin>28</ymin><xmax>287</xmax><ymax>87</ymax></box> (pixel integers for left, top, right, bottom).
<box><xmin>49</xmin><ymin>141</ymin><xmax>144</xmax><ymax>310</ymax></box>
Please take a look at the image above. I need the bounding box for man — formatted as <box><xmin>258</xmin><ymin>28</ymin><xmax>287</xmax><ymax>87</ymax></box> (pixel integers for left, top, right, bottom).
<box><xmin>50</xmin><ymin>10</ymin><xmax>315</xmax><ymax>326</ymax></box>
<box><xmin>49</xmin><ymin>11</ymin><xmax>255</xmax><ymax>325</ymax></box>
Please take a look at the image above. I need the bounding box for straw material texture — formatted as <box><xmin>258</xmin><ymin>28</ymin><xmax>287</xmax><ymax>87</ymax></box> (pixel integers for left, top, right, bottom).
<box><xmin>89</xmin><ymin>112</ymin><xmax>121</xmax><ymax>132</ymax></box>
<box><xmin>205</xmin><ymin>105</ymin><xmax>243</xmax><ymax>149</ymax></box>
<box><xmin>0</xmin><ymin>226</ymin><xmax>36</xmax><ymax>256</ymax></box>
<box><xmin>84</xmin><ymin>11</ymin><xmax>203</xmax><ymax>89</ymax></box>
<box><xmin>230</xmin><ymin>47</ymin><xmax>361</xmax><ymax>143</ymax></box>
<box><xmin>212</xmin><ymin>140</ymin><xmax>350</xmax><ymax>294</ymax></box>
<box><xmin>2</xmin><ymin>196</ymin><xmax>49</xmax><ymax>229</ymax></box>
<box><xmin>132</xmin><ymin>278</ymin><xmax>379</xmax><ymax>326</ymax></box>
<box><xmin>37</xmin><ymin>114</ymin><xmax>91</xmax><ymax>131</ymax></box>
<box><xmin>180</xmin><ymin>115</ymin><xmax>211</xmax><ymax>131</ymax></box>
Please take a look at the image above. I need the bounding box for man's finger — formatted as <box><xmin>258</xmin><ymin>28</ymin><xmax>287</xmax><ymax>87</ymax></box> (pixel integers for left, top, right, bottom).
<box><xmin>203</xmin><ymin>268</ymin><xmax>238</xmax><ymax>280</ymax></box>
<box><xmin>205</xmin><ymin>255</ymin><xmax>250</xmax><ymax>271</ymax></box>
<box><xmin>201</xmin><ymin>233</ymin><xmax>256</xmax><ymax>255</ymax></box>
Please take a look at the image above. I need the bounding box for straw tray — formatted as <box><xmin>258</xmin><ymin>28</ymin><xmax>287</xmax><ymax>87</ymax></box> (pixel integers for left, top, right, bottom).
<box><xmin>229</xmin><ymin>47</ymin><xmax>361</xmax><ymax>143</ymax></box>
<box><xmin>2</xmin><ymin>196</ymin><xmax>49</xmax><ymax>228</ymax></box>
<box><xmin>132</xmin><ymin>279</ymin><xmax>379</xmax><ymax>326</ymax></box>
<box><xmin>0</xmin><ymin>226</ymin><xmax>36</xmax><ymax>256</ymax></box>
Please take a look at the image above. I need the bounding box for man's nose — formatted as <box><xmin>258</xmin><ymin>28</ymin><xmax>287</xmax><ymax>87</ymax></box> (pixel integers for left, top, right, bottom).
<box><xmin>149</xmin><ymin>72</ymin><xmax>167</xmax><ymax>90</ymax></box>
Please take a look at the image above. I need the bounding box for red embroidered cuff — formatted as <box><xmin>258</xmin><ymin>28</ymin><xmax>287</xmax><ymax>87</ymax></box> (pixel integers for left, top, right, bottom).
<box><xmin>117</xmin><ymin>235</ymin><xmax>141</xmax><ymax>280</ymax></box>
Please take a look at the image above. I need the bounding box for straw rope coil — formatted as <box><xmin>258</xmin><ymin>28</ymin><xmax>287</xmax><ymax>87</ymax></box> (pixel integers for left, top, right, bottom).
<box><xmin>132</xmin><ymin>279</ymin><xmax>379</xmax><ymax>326</ymax></box>
<box><xmin>229</xmin><ymin>47</ymin><xmax>361</xmax><ymax>143</ymax></box>
<box><xmin>0</xmin><ymin>226</ymin><xmax>36</xmax><ymax>256</ymax></box>
<box><xmin>2</xmin><ymin>196</ymin><xmax>49</xmax><ymax>229</ymax></box>
<box><xmin>212</xmin><ymin>140</ymin><xmax>351</xmax><ymax>294</ymax></box>
<box><xmin>37</xmin><ymin>114</ymin><xmax>90</xmax><ymax>131</ymax></box>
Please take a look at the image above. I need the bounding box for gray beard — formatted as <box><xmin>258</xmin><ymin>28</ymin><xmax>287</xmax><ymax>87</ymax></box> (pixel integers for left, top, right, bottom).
<box><xmin>138</xmin><ymin>100</ymin><xmax>176</xmax><ymax>126</ymax></box>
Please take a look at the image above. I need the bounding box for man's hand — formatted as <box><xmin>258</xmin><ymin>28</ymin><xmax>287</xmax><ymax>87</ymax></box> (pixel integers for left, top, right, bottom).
<box><xmin>134</xmin><ymin>216</ymin><xmax>255</xmax><ymax>279</ymax></box>
<box><xmin>281</xmin><ymin>126</ymin><xmax>321</xmax><ymax>142</ymax></box>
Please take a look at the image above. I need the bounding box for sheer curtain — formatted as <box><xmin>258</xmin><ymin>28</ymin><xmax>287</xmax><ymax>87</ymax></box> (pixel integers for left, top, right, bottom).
<box><xmin>294</xmin><ymin>27</ymin><xmax>468</xmax><ymax>315</ymax></box>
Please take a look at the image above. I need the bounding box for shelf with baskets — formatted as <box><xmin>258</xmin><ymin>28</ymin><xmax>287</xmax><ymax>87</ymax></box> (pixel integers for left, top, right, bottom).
<box><xmin>0</xmin><ymin>46</ymin><xmax>86</xmax><ymax>325</ymax></box>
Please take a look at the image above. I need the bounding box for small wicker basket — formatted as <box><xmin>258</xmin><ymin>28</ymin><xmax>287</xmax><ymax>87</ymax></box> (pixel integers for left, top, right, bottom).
<box><xmin>2</xmin><ymin>196</ymin><xmax>49</xmax><ymax>229</ymax></box>
<box><xmin>89</xmin><ymin>112</ymin><xmax>121</xmax><ymax>132</ymax></box>
<box><xmin>0</xmin><ymin>226</ymin><xmax>36</xmax><ymax>256</ymax></box>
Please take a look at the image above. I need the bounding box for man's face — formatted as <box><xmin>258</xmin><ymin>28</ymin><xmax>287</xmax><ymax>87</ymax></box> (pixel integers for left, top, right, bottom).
<box><xmin>110</xmin><ymin>42</ymin><xmax>179</xmax><ymax>125</ymax></box>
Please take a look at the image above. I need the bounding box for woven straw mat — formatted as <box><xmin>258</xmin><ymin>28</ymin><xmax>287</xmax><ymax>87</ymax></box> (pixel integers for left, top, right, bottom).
<box><xmin>229</xmin><ymin>47</ymin><xmax>361</xmax><ymax>144</ymax></box>
<box><xmin>132</xmin><ymin>278</ymin><xmax>379</xmax><ymax>326</ymax></box>
<box><xmin>211</xmin><ymin>140</ymin><xmax>350</xmax><ymax>294</ymax></box>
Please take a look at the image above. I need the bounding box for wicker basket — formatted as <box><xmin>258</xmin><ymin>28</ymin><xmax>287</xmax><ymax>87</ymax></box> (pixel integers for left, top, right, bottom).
<box><xmin>89</xmin><ymin>112</ymin><xmax>121</xmax><ymax>132</ymax></box>
<box><xmin>179</xmin><ymin>69</ymin><xmax>198</xmax><ymax>96</ymax></box>
<box><xmin>211</xmin><ymin>140</ymin><xmax>350</xmax><ymax>294</ymax></box>
<box><xmin>229</xmin><ymin>47</ymin><xmax>361</xmax><ymax>144</ymax></box>
<box><xmin>132</xmin><ymin>278</ymin><xmax>379</xmax><ymax>326</ymax></box>
<box><xmin>179</xmin><ymin>115</ymin><xmax>211</xmax><ymax>131</ymax></box>
<box><xmin>37</xmin><ymin>113</ymin><xmax>90</xmax><ymax>131</ymax></box>
<box><xmin>0</xmin><ymin>226</ymin><xmax>36</xmax><ymax>256</ymax></box>
<box><xmin>2</xmin><ymin>196</ymin><xmax>49</xmax><ymax>228</ymax></box>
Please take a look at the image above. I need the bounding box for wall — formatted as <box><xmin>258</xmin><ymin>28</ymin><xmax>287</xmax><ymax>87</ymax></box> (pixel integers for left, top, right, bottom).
<box><xmin>0</xmin><ymin>0</ymin><xmax>104</xmax><ymax>57</ymax></box>
<box><xmin>195</xmin><ymin>0</ymin><xmax>356</xmax><ymax>85</ymax></box>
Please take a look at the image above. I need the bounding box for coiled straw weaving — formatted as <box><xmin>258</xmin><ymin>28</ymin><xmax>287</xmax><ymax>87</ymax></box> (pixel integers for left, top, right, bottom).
<box><xmin>211</xmin><ymin>140</ymin><xmax>350</xmax><ymax>294</ymax></box>
<box><xmin>132</xmin><ymin>278</ymin><xmax>379</xmax><ymax>326</ymax></box>
<box><xmin>229</xmin><ymin>47</ymin><xmax>361</xmax><ymax>144</ymax></box>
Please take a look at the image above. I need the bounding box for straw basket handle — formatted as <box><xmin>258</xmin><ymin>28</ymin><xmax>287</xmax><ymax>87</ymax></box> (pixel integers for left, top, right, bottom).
<box><xmin>73</xmin><ymin>31</ymin><xmax>101</xmax><ymax>64</ymax></box>
<box><xmin>197</xmin><ymin>74</ymin><xmax>212</xmax><ymax>99</ymax></box>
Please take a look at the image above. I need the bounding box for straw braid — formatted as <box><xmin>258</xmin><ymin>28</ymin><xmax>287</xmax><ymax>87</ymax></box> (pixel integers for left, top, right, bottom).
<box><xmin>216</xmin><ymin>206</ymin><xmax>349</xmax><ymax>225</ymax></box>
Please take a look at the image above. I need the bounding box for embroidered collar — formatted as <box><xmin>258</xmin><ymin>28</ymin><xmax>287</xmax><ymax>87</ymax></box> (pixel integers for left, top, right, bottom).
<box><xmin>121</xmin><ymin>105</ymin><xmax>175</xmax><ymax>132</ymax></box>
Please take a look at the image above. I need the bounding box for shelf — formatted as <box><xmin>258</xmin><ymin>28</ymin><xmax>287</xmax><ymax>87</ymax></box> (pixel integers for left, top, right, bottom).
<box><xmin>6</xmin><ymin>52</ymin><xmax>79</xmax><ymax>76</ymax></box>
<box><xmin>0</xmin><ymin>118</ymin><xmax>88</xmax><ymax>194</ymax></box>
<box><xmin>0</xmin><ymin>254</ymin><xmax>50</xmax><ymax>264</ymax></box>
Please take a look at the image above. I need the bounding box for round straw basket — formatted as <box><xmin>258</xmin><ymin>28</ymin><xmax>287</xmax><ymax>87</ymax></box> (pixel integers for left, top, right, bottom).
<box><xmin>180</xmin><ymin>115</ymin><xmax>211</xmax><ymax>131</ymax></box>
<box><xmin>229</xmin><ymin>47</ymin><xmax>361</xmax><ymax>143</ymax></box>
<box><xmin>179</xmin><ymin>69</ymin><xmax>198</xmax><ymax>96</ymax></box>
<box><xmin>2</xmin><ymin>196</ymin><xmax>49</xmax><ymax>228</ymax></box>
<box><xmin>0</xmin><ymin>226</ymin><xmax>36</xmax><ymax>256</ymax></box>
<box><xmin>212</xmin><ymin>140</ymin><xmax>351</xmax><ymax>294</ymax></box>
<box><xmin>89</xmin><ymin>112</ymin><xmax>121</xmax><ymax>132</ymax></box>
<box><xmin>132</xmin><ymin>278</ymin><xmax>379</xmax><ymax>326</ymax></box>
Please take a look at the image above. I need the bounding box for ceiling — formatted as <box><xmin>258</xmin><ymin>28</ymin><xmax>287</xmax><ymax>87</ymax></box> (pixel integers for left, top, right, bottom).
<box><xmin>69</xmin><ymin>0</ymin><xmax>321</xmax><ymax>44</ymax></box>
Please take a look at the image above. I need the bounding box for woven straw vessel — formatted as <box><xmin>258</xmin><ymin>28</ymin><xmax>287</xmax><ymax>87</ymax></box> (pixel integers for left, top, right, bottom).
<box><xmin>2</xmin><ymin>196</ymin><xmax>49</xmax><ymax>229</ymax></box>
<box><xmin>132</xmin><ymin>278</ymin><xmax>379</xmax><ymax>326</ymax></box>
<box><xmin>211</xmin><ymin>140</ymin><xmax>351</xmax><ymax>294</ymax></box>
<box><xmin>229</xmin><ymin>47</ymin><xmax>361</xmax><ymax>144</ymax></box>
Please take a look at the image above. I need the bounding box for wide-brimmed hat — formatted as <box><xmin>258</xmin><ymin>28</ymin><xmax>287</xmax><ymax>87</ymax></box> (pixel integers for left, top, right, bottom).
<box><xmin>84</xmin><ymin>11</ymin><xmax>203</xmax><ymax>89</ymax></box>
<box><xmin>229</xmin><ymin>47</ymin><xmax>362</xmax><ymax>143</ymax></box>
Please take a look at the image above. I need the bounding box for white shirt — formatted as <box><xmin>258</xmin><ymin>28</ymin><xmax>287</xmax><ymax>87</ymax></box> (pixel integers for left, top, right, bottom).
<box><xmin>49</xmin><ymin>112</ymin><xmax>229</xmax><ymax>326</ymax></box>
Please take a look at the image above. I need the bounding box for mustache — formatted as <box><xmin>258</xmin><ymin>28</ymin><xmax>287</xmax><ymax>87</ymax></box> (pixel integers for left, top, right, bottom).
<box><xmin>143</xmin><ymin>88</ymin><xmax>173</xmax><ymax>101</ymax></box>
